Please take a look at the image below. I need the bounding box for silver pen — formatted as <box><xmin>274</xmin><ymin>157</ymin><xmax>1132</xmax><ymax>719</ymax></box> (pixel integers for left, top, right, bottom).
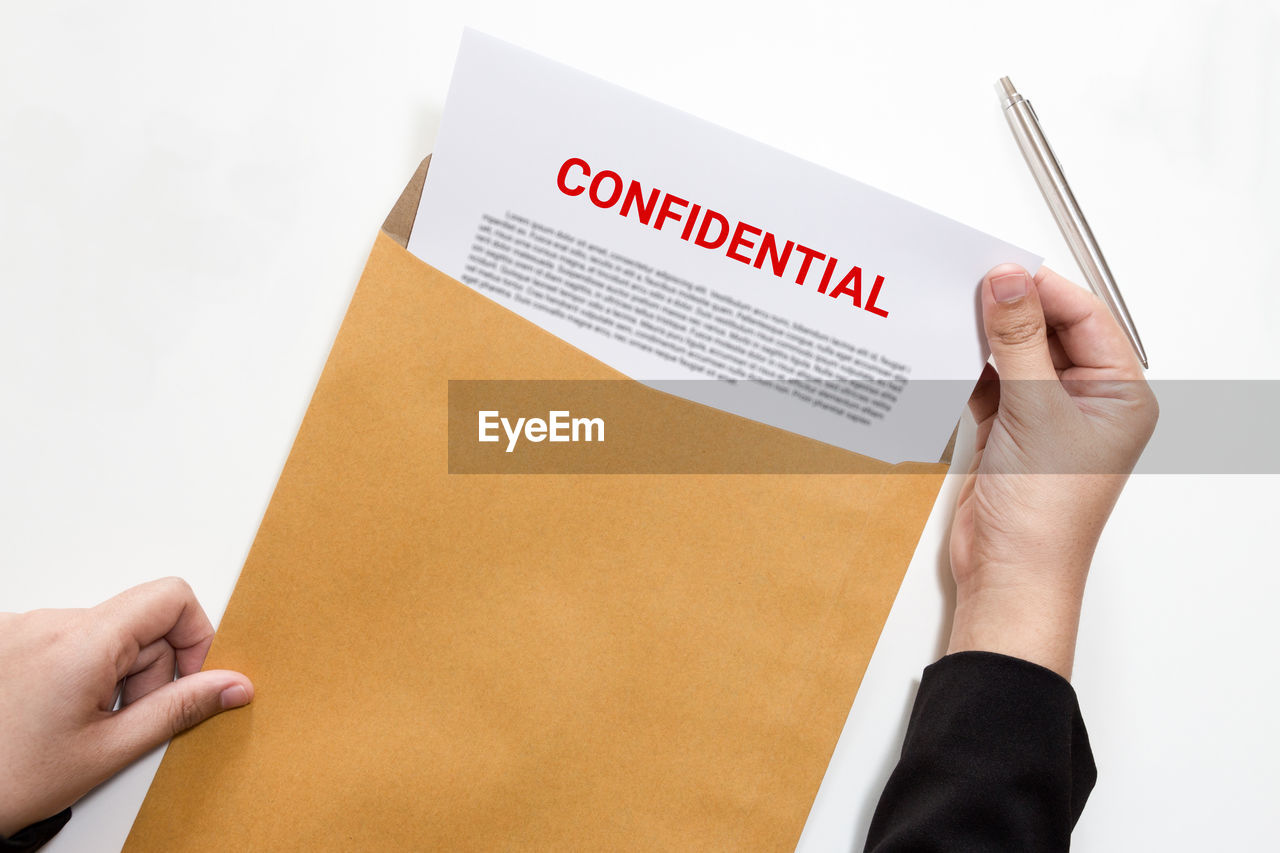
<box><xmin>997</xmin><ymin>76</ymin><xmax>1148</xmax><ymax>369</ymax></box>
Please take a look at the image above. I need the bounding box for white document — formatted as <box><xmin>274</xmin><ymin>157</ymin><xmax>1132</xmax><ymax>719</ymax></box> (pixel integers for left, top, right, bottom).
<box><xmin>409</xmin><ymin>30</ymin><xmax>1040</xmax><ymax>464</ymax></box>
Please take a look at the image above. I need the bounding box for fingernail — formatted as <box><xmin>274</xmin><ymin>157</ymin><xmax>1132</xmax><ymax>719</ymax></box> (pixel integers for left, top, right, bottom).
<box><xmin>220</xmin><ymin>685</ymin><xmax>250</xmax><ymax>710</ymax></box>
<box><xmin>990</xmin><ymin>272</ymin><xmax>1028</xmax><ymax>303</ymax></box>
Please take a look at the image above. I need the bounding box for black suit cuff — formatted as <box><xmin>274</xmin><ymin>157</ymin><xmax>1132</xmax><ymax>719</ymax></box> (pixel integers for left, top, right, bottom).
<box><xmin>0</xmin><ymin>809</ymin><xmax>72</xmax><ymax>852</ymax></box>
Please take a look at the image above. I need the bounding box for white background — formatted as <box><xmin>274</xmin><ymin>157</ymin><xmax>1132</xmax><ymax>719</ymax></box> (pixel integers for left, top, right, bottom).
<box><xmin>1</xmin><ymin>1</ymin><xmax>1276</xmax><ymax>850</ymax></box>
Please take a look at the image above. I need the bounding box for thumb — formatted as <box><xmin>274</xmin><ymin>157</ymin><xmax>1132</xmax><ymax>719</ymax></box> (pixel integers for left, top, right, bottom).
<box><xmin>99</xmin><ymin>670</ymin><xmax>253</xmax><ymax>768</ymax></box>
<box><xmin>981</xmin><ymin>264</ymin><xmax>1058</xmax><ymax>398</ymax></box>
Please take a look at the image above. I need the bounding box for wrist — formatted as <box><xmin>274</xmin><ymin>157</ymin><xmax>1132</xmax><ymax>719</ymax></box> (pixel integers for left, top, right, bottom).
<box><xmin>0</xmin><ymin>798</ymin><xmax>43</xmax><ymax>840</ymax></box>
<box><xmin>0</xmin><ymin>786</ymin><xmax>27</xmax><ymax>838</ymax></box>
<box><xmin>947</xmin><ymin>579</ymin><xmax>1086</xmax><ymax>680</ymax></box>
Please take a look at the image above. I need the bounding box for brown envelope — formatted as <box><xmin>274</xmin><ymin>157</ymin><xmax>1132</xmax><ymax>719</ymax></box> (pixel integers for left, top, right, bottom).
<box><xmin>124</xmin><ymin>159</ymin><xmax>949</xmax><ymax>851</ymax></box>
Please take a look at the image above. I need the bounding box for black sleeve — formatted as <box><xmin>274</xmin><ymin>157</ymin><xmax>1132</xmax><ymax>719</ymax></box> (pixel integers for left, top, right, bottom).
<box><xmin>0</xmin><ymin>809</ymin><xmax>71</xmax><ymax>853</ymax></box>
<box><xmin>864</xmin><ymin>651</ymin><xmax>1096</xmax><ymax>853</ymax></box>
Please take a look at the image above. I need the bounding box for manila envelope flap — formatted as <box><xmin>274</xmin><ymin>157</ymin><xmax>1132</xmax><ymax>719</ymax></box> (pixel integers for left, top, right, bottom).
<box><xmin>125</xmin><ymin>158</ymin><xmax>948</xmax><ymax>851</ymax></box>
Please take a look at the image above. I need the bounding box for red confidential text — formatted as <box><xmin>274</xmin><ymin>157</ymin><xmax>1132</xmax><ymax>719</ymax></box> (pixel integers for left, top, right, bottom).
<box><xmin>555</xmin><ymin>156</ymin><xmax>889</xmax><ymax>318</ymax></box>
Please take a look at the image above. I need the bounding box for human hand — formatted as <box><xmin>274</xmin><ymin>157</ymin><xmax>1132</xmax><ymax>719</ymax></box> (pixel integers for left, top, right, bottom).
<box><xmin>0</xmin><ymin>577</ymin><xmax>253</xmax><ymax>836</ymax></box>
<box><xmin>947</xmin><ymin>264</ymin><xmax>1158</xmax><ymax>679</ymax></box>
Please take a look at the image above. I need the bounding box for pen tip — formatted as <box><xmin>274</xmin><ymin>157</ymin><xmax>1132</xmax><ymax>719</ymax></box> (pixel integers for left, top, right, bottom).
<box><xmin>995</xmin><ymin>77</ymin><xmax>1020</xmax><ymax>107</ymax></box>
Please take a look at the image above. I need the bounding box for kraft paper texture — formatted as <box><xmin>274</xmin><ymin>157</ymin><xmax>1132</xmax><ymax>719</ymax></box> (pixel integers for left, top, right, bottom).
<box><xmin>124</xmin><ymin>162</ymin><xmax>948</xmax><ymax>851</ymax></box>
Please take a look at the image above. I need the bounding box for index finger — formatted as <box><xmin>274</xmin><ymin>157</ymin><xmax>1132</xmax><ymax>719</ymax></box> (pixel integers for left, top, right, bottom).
<box><xmin>1033</xmin><ymin>266</ymin><xmax>1145</xmax><ymax>378</ymax></box>
<box><xmin>93</xmin><ymin>577</ymin><xmax>216</xmax><ymax>679</ymax></box>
